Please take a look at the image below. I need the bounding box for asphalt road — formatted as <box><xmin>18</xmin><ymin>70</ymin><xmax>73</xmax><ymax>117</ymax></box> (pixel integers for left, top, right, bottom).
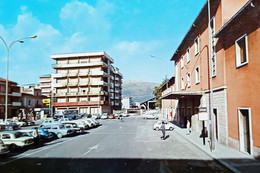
<box><xmin>0</xmin><ymin>116</ymin><xmax>231</xmax><ymax>173</ymax></box>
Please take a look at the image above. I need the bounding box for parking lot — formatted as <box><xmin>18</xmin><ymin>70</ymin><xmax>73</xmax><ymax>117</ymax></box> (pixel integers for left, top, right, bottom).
<box><xmin>0</xmin><ymin>115</ymin><xmax>231</xmax><ymax>173</ymax></box>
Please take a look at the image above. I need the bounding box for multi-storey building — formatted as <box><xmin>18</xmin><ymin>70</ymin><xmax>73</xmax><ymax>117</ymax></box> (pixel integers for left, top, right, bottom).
<box><xmin>51</xmin><ymin>51</ymin><xmax>122</xmax><ymax>114</ymax></box>
<box><xmin>162</xmin><ymin>0</ymin><xmax>259</xmax><ymax>157</ymax></box>
<box><xmin>0</xmin><ymin>78</ymin><xmax>22</xmax><ymax>119</ymax></box>
<box><xmin>39</xmin><ymin>74</ymin><xmax>53</xmax><ymax>97</ymax></box>
<box><xmin>20</xmin><ymin>84</ymin><xmax>47</xmax><ymax>114</ymax></box>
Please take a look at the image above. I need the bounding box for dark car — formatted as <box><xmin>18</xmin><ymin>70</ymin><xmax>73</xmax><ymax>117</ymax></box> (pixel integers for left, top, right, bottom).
<box><xmin>31</xmin><ymin>127</ymin><xmax>54</xmax><ymax>141</ymax></box>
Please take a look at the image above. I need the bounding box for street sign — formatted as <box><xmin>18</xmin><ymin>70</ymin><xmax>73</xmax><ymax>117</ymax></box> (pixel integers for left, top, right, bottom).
<box><xmin>199</xmin><ymin>107</ymin><xmax>207</xmax><ymax>113</ymax></box>
<box><xmin>199</xmin><ymin>112</ymin><xmax>209</xmax><ymax>121</ymax></box>
<box><xmin>42</xmin><ymin>99</ymin><xmax>50</xmax><ymax>103</ymax></box>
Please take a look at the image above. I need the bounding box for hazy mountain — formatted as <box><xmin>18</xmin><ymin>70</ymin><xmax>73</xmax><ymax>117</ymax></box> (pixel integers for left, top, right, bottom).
<box><xmin>122</xmin><ymin>80</ymin><xmax>159</xmax><ymax>103</ymax></box>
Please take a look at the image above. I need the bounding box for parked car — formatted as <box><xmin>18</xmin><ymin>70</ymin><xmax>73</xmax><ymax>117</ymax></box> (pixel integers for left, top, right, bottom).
<box><xmin>0</xmin><ymin>120</ymin><xmax>20</xmax><ymax>130</ymax></box>
<box><xmin>153</xmin><ymin>121</ymin><xmax>174</xmax><ymax>131</ymax></box>
<box><xmin>142</xmin><ymin>114</ymin><xmax>158</xmax><ymax>120</ymax></box>
<box><xmin>41</xmin><ymin>119</ymin><xmax>61</xmax><ymax>128</ymax></box>
<box><xmin>0</xmin><ymin>124</ymin><xmax>17</xmax><ymax>131</ymax></box>
<box><xmin>101</xmin><ymin>113</ymin><xmax>108</xmax><ymax>119</ymax></box>
<box><xmin>31</xmin><ymin>127</ymin><xmax>54</xmax><ymax>141</ymax></box>
<box><xmin>46</xmin><ymin>124</ymin><xmax>73</xmax><ymax>139</ymax></box>
<box><xmin>62</xmin><ymin>122</ymin><xmax>81</xmax><ymax>134</ymax></box>
<box><xmin>92</xmin><ymin>114</ymin><xmax>102</xmax><ymax>119</ymax></box>
<box><xmin>6</xmin><ymin>119</ymin><xmax>27</xmax><ymax>127</ymax></box>
<box><xmin>108</xmin><ymin>114</ymin><xmax>115</xmax><ymax>119</ymax></box>
<box><xmin>0</xmin><ymin>139</ymin><xmax>10</xmax><ymax>156</ymax></box>
<box><xmin>0</xmin><ymin>131</ymin><xmax>34</xmax><ymax>149</ymax></box>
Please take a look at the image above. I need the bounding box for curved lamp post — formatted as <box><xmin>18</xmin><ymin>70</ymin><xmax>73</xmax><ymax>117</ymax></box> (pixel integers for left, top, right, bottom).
<box><xmin>0</xmin><ymin>35</ymin><xmax>37</xmax><ymax>122</ymax></box>
<box><xmin>150</xmin><ymin>55</ymin><xmax>169</xmax><ymax>80</ymax></box>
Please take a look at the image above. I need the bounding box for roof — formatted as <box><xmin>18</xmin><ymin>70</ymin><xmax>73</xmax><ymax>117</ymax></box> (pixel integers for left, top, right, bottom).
<box><xmin>0</xmin><ymin>77</ymin><xmax>17</xmax><ymax>84</ymax></box>
<box><xmin>51</xmin><ymin>51</ymin><xmax>114</xmax><ymax>63</ymax></box>
<box><xmin>214</xmin><ymin>0</ymin><xmax>257</xmax><ymax>38</ymax></box>
<box><xmin>161</xmin><ymin>91</ymin><xmax>203</xmax><ymax>99</ymax></box>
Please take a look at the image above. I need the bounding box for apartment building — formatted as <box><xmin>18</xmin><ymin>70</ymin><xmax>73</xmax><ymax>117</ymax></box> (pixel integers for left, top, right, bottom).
<box><xmin>0</xmin><ymin>78</ymin><xmax>22</xmax><ymax>119</ymax></box>
<box><xmin>39</xmin><ymin>74</ymin><xmax>53</xmax><ymax>97</ymax></box>
<box><xmin>51</xmin><ymin>51</ymin><xmax>122</xmax><ymax>114</ymax></box>
<box><xmin>162</xmin><ymin>0</ymin><xmax>259</xmax><ymax>157</ymax></box>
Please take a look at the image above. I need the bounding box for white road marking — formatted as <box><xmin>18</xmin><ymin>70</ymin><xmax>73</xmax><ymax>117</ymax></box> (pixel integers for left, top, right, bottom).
<box><xmin>83</xmin><ymin>144</ymin><xmax>99</xmax><ymax>155</ymax></box>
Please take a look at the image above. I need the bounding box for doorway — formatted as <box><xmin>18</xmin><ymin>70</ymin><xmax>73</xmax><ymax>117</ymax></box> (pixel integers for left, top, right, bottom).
<box><xmin>213</xmin><ymin>108</ymin><xmax>218</xmax><ymax>141</ymax></box>
<box><xmin>238</xmin><ymin>108</ymin><xmax>252</xmax><ymax>155</ymax></box>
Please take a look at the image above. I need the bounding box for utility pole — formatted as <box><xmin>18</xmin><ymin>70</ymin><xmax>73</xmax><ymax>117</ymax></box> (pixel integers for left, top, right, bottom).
<box><xmin>208</xmin><ymin>0</ymin><xmax>215</xmax><ymax>151</ymax></box>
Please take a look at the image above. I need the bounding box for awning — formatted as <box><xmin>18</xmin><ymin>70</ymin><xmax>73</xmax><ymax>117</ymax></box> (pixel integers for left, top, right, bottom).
<box><xmin>161</xmin><ymin>91</ymin><xmax>203</xmax><ymax>99</ymax></box>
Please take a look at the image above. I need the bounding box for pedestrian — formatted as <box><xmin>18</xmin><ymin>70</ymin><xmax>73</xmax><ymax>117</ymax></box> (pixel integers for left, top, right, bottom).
<box><xmin>32</xmin><ymin>127</ymin><xmax>40</xmax><ymax>147</ymax></box>
<box><xmin>161</xmin><ymin>121</ymin><xmax>166</xmax><ymax>140</ymax></box>
<box><xmin>186</xmin><ymin>120</ymin><xmax>191</xmax><ymax>135</ymax></box>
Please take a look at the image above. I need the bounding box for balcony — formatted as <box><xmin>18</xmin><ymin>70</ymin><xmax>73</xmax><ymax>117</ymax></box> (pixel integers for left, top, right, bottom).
<box><xmin>10</xmin><ymin>92</ymin><xmax>22</xmax><ymax>97</ymax></box>
<box><xmin>12</xmin><ymin>102</ymin><xmax>22</xmax><ymax>106</ymax></box>
<box><xmin>52</xmin><ymin>61</ymin><xmax>107</xmax><ymax>69</ymax></box>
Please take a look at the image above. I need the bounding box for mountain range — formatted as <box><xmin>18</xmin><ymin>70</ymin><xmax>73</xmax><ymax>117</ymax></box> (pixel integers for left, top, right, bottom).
<box><xmin>122</xmin><ymin>80</ymin><xmax>159</xmax><ymax>103</ymax></box>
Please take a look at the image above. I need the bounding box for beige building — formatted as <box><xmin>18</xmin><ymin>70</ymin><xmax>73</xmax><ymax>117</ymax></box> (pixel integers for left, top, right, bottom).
<box><xmin>51</xmin><ymin>51</ymin><xmax>122</xmax><ymax>114</ymax></box>
<box><xmin>39</xmin><ymin>74</ymin><xmax>53</xmax><ymax>97</ymax></box>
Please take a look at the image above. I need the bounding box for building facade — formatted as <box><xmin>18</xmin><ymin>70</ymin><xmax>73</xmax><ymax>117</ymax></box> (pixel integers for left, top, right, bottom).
<box><xmin>0</xmin><ymin>78</ymin><xmax>22</xmax><ymax>119</ymax></box>
<box><xmin>39</xmin><ymin>74</ymin><xmax>53</xmax><ymax>97</ymax></box>
<box><xmin>20</xmin><ymin>84</ymin><xmax>47</xmax><ymax>117</ymax></box>
<box><xmin>162</xmin><ymin>0</ymin><xmax>259</xmax><ymax>157</ymax></box>
<box><xmin>52</xmin><ymin>51</ymin><xmax>122</xmax><ymax>114</ymax></box>
<box><xmin>161</xmin><ymin>76</ymin><xmax>176</xmax><ymax>121</ymax></box>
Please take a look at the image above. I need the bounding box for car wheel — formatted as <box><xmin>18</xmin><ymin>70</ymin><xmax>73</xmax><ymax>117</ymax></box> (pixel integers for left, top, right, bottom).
<box><xmin>57</xmin><ymin>133</ymin><xmax>62</xmax><ymax>139</ymax></box>
<box><xmin>156</xmin><ymin>127</ymin><xmax>160</xmax><ymax>131</ymax></box>
<box><xmin>169</xmin><ymin>127</ymin><xmax>173</xmax><ymax>131</ymax></box>
<box><xmin>9</xmin><ymin>144</ymin><xmax>17</xmax><ymax>150</ymax></box>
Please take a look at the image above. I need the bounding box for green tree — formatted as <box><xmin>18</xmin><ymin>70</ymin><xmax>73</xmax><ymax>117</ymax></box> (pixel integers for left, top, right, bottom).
<box><xmin>153</xmin><ymin>78</ymin><xmax>168</xmax><ymax>108</ymax></box>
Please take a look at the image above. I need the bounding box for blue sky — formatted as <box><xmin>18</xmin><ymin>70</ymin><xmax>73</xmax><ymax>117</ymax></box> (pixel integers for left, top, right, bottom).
<box><xmin>0</xmin><ymin>0</ymin><xmax>205</xmax><ymax>85</ymax></box>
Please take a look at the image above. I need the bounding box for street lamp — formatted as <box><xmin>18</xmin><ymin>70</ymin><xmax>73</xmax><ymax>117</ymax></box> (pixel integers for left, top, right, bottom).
<box><xmin>150</xmin><ymin>55</ymin><xmax>169</xmax><ymax>80</ymax></box>
<box><xmin>0</xmin><ymin>35</ymin><xmax>37</xmax><ymax>122</ymax></box>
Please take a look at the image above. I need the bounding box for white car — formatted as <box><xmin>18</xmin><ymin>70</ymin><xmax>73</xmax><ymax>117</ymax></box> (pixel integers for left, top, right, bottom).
<box><xmin>153</xmin><ymin>121</ymin><xmax>174</xmax><ymax>131</ymax></box>
<box><xmin>47</xmin><ymin>124</ymin><xmax>73</xmax><ymax>138</ymax></box>
<box><xmin>0</xmin><ymin>139</ymin><xmax>10</xmax><ymax>155</ymax></box>
<box><xmin>0</xmin><ymin>131</ymin><xmax>34</xmax><ymax>148</ymax></box>
<box><xmin>41</xmin><ymin>119</ymin><xmax>61</xmax><ymax>128</ymax></box>
<box><xmin>142</xmin><ymin>114</ymin><xmax>158</xmax><ymax>119</ymax></box>
<box><xmin>100</xmin><ymin>113</ymin><xmax>108</xmax><ymax>119</ymax></box>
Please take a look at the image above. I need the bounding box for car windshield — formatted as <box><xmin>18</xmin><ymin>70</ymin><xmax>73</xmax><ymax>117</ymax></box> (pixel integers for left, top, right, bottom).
<box><xmin>15</xmin><ymin>132</ymin><xmax>23</xmax><ymax>138</ymax></box>
<box><xmin>59</xmin><ymin>125</ymin><xmax>65</xmax><ymax>129</ymax></box>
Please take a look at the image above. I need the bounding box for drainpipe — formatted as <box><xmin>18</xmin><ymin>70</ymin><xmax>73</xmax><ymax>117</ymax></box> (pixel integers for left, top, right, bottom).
<box><xmin>208</xmin><ymin>0</ymin><xmax>215</xmax><ymax>151</ymax></box>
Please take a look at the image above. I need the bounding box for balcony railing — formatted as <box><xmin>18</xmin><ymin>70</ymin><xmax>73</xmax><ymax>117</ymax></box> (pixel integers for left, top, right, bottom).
<box><xmin>12</xmin><ymin>102</ymin><xmax>22</xmax><ymax>106</ymax></box>
<box><xmin>52</xmin><ymin>61</ymin><xmax>107</xmax><ymax>68</ymax></box>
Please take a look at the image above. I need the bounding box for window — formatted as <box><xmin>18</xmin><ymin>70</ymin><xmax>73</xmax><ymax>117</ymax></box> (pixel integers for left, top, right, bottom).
<box><xmin>194</xmin><ymin>36</ymin><xmax>199</xmax><ymax>55</ymax></box>
<box><xmin>186</xmin><ymin>48</ymin><xmax>190</xmax><ymax>63</ymax></box>
<box><xmin>195</xmin><ymin>66</ymin><xmax>200</xmax><ymax>84</ymax></box>
<box><xmin>181</xmin><ymin>56</ymin><xmax>184</xmax><ymax>68</ymax></box>
<box><xmin>187</xmin><ymin>73</ymin><xmax>191</xmax><ymax>87</ymax></box>
<box><xmin>235</xmin><ymin>34</ymin><xmax>249</xmax><ymax>68</ymax></box>
<box><xmin>181</xmin><ymin>78</ymin><xmax>184</xmax><ymax>90</ymax></box>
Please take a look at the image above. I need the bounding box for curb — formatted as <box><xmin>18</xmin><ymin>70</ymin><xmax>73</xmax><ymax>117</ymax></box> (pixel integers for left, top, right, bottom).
<box><xmin>172</xmin><ymin>124</ymin><xmax>240</xmax><ymax>173</ymax></box>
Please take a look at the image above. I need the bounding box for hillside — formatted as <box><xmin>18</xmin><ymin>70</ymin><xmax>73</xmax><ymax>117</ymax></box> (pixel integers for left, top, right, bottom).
<box><xmin>122</xmin><ymin>80</ymin><xmax>159</xmax><ymax>103</ymax></box>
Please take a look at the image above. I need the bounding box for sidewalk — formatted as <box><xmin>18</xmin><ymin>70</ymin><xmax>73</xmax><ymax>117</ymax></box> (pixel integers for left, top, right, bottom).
<box><xmin>169</xmin><ymin>119</ymin><xmax>260</xmax><ymax>173</ymax></box>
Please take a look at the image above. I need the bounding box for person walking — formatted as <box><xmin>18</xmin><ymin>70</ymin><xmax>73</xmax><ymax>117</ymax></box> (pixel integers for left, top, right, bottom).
<box><xmin>186</xmin><ymin>120</ymin><xmax>191</xmax><ymax>135</ymax></box>
<box><xmin>32</xmin><ymin>127</ymin><xmax>40</xmax><ymax>147</ymax></box>
<box><xmin>161</xmin><ymin>121</ymin><xmax>166</xmax><ymax>140</ymax></box>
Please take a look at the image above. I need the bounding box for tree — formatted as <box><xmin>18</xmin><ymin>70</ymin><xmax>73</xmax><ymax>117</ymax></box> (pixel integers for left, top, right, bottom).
<box><xmin>153</xmin><ymin>78</ymin><xmax>168</xmax><ymax>108</ymax></box>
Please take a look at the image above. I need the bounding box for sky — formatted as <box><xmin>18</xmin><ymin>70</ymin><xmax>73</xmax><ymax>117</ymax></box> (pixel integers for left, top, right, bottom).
<box><xmin>0</xmin><ymin>0</ymin><xmax>205</xmax><ymax>85</ymax></box>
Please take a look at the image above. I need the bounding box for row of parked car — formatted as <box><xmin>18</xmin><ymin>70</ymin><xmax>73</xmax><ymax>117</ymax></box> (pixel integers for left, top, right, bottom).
<box><xmin>0</xmin><ymin>116</ymin><xmax>102</xmax><ymax>157</ymax></box>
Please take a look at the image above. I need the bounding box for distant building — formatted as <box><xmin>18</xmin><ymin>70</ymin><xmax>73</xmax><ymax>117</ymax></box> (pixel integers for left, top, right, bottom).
<box><xmin>122</xmin><ymin>97</ymin><xmax>134</xmax><ymax>109</ymax></box>
<box><xmin>0</xmin><ymin>78</ymin><xmax>22</xmax><ymax>119</ymax></box>
<box><xmin>20</xmin><ymin>84</ymin><xmax>47</xmax><ymax>119</ymax></box>
<box><xmin>39</xmin><ymin>74</ymin><xmax>53</xmax><ymax>97</ymax></box>
<box><xmin>51</xmin><ymin>51</ymin><xmax>123</xmax><ymax>114</ymax></box>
